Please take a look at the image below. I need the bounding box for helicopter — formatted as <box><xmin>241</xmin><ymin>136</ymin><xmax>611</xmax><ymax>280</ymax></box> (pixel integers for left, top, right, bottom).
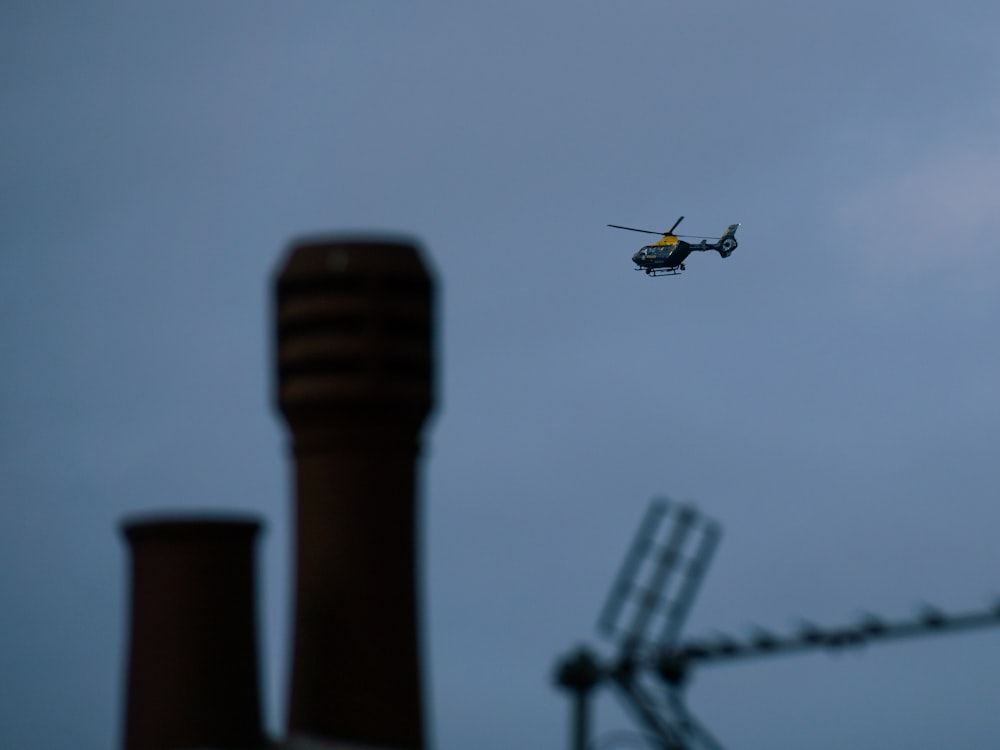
<box><xmin>609</xmin><ymin>216</ymin><xmax>740</xmax><ymax>276</ymax></box>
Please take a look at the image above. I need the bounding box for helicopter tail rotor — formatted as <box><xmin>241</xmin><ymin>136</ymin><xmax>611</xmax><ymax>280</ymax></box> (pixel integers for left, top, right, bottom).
<box><xmin>715</xmin><ymin>223</ymin><xmax>740</xmax><ymax>258</ymax></box>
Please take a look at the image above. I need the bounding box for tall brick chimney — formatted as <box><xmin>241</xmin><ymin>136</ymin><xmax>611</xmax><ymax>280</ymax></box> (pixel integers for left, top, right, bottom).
<box><xmin>274</xmin><ymin>236</ymin><xmax>435</xmax><ymax>749</ymax></box>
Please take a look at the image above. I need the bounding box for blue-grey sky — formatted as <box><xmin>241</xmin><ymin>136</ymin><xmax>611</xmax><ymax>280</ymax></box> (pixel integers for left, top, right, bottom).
<box><xmin>3</xmin><ymin>3</ymin><xmax>1000</xmax><ymax>749</ymax></box>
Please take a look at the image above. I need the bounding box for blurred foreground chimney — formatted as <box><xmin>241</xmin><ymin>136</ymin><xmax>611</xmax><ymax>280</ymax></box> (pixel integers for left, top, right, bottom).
<box><xmin>275</xmin><ymin>237</ymin><xmax>435</xmax><ymax>749</ymax></box>
<box><xmin>121</xmin><ymin>517</ymin><xmax>264</xmax><ymax>750</ymax></box>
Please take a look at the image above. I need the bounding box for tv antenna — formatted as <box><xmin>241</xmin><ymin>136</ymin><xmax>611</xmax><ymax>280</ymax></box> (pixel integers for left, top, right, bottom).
<box><xmin>554</xmin><ymin>498</ymin><xmax>1000</xmax><ymax>750</ymax></box>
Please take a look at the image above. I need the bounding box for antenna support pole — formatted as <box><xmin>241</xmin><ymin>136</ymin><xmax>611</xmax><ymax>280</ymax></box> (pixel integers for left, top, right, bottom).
<box><xmin>555</xmin><ymin>646</ymin><xmax>604</xmax><ymax>750</ymax></box>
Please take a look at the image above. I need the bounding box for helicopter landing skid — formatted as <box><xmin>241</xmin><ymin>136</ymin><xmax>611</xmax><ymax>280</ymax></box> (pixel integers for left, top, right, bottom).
<box><xmin>637</xmin><ymin>266</ymin><xmax>684</xmax><ymax>277</ymax></box>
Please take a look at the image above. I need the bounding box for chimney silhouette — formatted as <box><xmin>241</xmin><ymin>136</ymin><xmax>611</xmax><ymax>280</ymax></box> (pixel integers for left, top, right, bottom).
<box><xmin>121</xmin><ymin>517</ymin><xmax>264</xmax><ymax>750</ymax></box>
<box><xmin>275</xmin><ymin>236</ymin><xmax>435</xmax><ymax>749</ymax></box>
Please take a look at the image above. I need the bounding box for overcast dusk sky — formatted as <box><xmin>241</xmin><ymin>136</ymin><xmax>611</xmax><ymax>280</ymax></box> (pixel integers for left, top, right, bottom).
<box><xmin>3</xmin><ymin>4</ymin><xmax>1000</xmax><ymax>750</ymax></box>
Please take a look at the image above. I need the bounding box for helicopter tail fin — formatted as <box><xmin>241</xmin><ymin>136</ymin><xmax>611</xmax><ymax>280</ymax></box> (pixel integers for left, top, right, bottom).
<box><xmin>716</xmin><ymin>223</ymin><xmax>740</xmax><ymax>258</ymax></box>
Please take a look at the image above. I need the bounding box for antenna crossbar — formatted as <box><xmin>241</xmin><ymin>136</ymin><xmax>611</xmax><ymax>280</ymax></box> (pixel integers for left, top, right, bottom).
<box><xmin>597</xmin><ymin>501</ymin><xmax>669</xmax><ymax>638</ymax></box>
<box><xmin>659</xmin><ymin>521</ymin><xmax>721</xmax><ymax>647</ymax></box>
<box><xmin>671</xmin><ymin>604</ymin><xmax>1000</xmax><ymax>669</ymax></box>
<box><xmin>598</xmin><ymin>500</ymin><xmax>719</xmax><ymax>656</ymax></box>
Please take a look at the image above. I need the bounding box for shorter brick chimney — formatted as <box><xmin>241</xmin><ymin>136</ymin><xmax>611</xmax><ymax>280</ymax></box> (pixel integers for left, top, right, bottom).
<box><xmin>121</xmin><ymin>516</ymin><xmax>265</xmax><ymax>750</ymax></box>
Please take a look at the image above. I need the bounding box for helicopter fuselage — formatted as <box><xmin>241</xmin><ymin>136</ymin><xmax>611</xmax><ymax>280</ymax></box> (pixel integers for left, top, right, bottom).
<box><xmin>631</xmin><ymin>237</ymin><xmax>701</xmax><ymax>276</ymax></box>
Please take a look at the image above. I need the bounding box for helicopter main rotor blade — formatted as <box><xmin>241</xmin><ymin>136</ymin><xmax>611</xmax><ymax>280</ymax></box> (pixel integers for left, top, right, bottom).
<box><xmin>608</xmin><ymin>224</ymin><xmax>665</xmax><ymax>236</ymax></box>
<box><xmin>609</xmin><ymin>218</ymin><xmax>716</xmax><ymax>239</ymax></box>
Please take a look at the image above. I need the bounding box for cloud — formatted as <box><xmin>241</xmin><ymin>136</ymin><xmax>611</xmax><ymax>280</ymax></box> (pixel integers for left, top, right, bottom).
<box><xmin>837</xmin><ymin>142</ymin><xmax>1000</xmax><ymax>295</ymax></box>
